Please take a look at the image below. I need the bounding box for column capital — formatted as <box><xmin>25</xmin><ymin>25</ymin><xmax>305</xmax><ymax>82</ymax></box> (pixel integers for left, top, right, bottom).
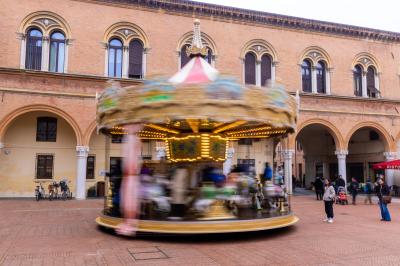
<box><xmin>76</xmin><ymin>146</ymin><xmax>89</xmax><ymax>157</ymax></box>
<box><xmin>383</xmin><ymin>151</ymin><xmax>397</xmax><ymax>161</ymax></box>
<box><xmin>335</xmin><ymin>150</ymin><xmax>348</xmax><ymax>158</ymax></box>
<box><xmin>282</xmin><ymin>149</ymin><xmax>294</xmax><ymax>160</ymax></box>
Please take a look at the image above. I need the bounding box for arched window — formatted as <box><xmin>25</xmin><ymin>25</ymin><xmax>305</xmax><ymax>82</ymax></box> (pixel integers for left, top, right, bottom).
<box><xmin>180</xmin><ymin>45</ymin><xmax>191</xmax><ymax>68</ymax></box>
<box><xmin>367</xmin><ymin>66</ymin><xmax>377</xmax><ymax>98</ymax></box>
<box><xmin>205</xmin><ymin>48</ymin><xmax>213</xmax><ymax>65</ymax></box>
<box><xmin>353</xmin><ymin>65</ymin><xmax>363</xmax><ymax>97</ymax></box>
<box><xmin>261</xmin><ymin>54</ymin><xmax>272</xmax><ymax>86</ymax></box>
<box><xmin>316</xmin><ymin>61</ymin><xmax>326</xmax><ymax>93</ymax></box>
<box><xmin>49</xmin><ymin>31</ymin><xmax>65</xmax><ymax>73</ymax></box>
<box><xmin>25</xmin><ymin>28</ymin><xmax>43</xmax><ymax>70</ymax></box>
<box><xmin>301</xmin><ymin>60</ymin><xmax>312</xmax><ymax>92</ymax></box>
<box><xmin>128</xmin><ymin>39</ymin><xmax>143</xmax><ymax>79</ymax></box>
<box><xmin>244</xmin><ymin>52</ymin><xmax>256</xmax><ymax>85</ymax></box>
<box><xmin>108</xmin><ymin>39</ymin><xmax>123</xmax><ymax>78</ymax></box>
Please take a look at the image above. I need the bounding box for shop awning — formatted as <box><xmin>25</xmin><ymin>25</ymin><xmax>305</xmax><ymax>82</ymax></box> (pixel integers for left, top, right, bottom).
<box><xmin>372</xmin><ymin>160</ymin><xmax>400</xmax><ymax>170</ymax></box>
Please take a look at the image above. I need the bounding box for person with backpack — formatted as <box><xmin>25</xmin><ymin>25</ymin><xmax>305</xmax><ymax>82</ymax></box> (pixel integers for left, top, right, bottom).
<box><xmin>375</xmin><ymin>178</ymin><xmax>391</xmax><ymax>222</ymax></box>
<box><xmin>364</xmin><ymin>178</ymin><xmax>373</xmax><ymax>204</ymax></box>
<box><xmin>349</xmin><ymin>177</ymin><xmax>359</xmax><ymax>205</ymax></box>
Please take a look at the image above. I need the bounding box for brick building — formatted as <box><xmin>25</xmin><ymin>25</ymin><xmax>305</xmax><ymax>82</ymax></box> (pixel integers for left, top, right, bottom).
<box><xmin>1</xmin><ymin>0</ymin><xmax>400</xmax><ymax>197</ymax></box>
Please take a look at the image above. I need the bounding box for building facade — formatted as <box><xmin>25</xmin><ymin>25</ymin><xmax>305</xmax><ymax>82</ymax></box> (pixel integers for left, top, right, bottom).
<box><xmin>2</xmin><ymin>0</ymin><xmax>400</xmax><ymax>198</ymax></box>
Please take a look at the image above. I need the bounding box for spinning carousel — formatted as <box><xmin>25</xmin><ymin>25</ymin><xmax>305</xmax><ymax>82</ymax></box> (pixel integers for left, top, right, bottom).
<box><xmin>95</xmin><ymin>20</ymin><xmax>299</xmax><ymax>234</ymax></box>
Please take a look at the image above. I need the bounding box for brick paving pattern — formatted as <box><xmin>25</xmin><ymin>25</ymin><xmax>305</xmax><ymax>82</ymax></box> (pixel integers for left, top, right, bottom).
<box><xmin>0</xmin><ymin>196</ymin><xmax>399</xmax><ymax>265</ymax></box>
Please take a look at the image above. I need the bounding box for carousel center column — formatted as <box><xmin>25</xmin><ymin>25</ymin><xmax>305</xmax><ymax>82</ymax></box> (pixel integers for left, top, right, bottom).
<box><xmin>76</xmin><ymin>146</ymin><xmax>89</xmax><ymax>200</ymax></box>
<box><xmin>223</xmin><ymin>147</ymin><xmax>235</xmax><ymax>176</ymax></box>
<box><xmin>335</xmin><ymin>150</ymin><xmax>348</xmax><ymax>188</ymax></box>
<box><xmin>383</xmin><ymin>152</ymin><xmax>397</xmax><ymax>187</ymax></box>
<box><xmin>283</xmin><ymin>149</ymin><xmax>294</xmax><ymax>194</ymax></box>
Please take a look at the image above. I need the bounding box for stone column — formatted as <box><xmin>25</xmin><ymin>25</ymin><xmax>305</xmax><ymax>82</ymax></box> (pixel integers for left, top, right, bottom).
<box><xmin>304</xmin><ymin>156</ymin><xmax>315</xmax><ymax>188</ymax></box>
<box><xmin>223</xmin><ymin>148</ymin><xmax>235</xmax><ymax>176</ymax></box>
<box><xmin>283</xmin><ymin>150</ymin><xmax>294</xmax><ymax>194</ymax></box>
<box><xmin>103</xmin><ymin>43</ymin><xmax>108</xmax><ymax>77</ymax></box>
<box><xmin>41</xmin><ymin>36</ymin><xmax>49</xmax><ymax>71</ymax></box>
<box><xmin>0</xmin><ymin>143</ymin><xmax>4</xmax><ymax>150</ymax></box>
<box><xmin>17</xmin><ymin>33</ymin><xmax>26</xmax><ymax>69</ymax></box>
<box><xmin>76</xmin><ymin>146</ymin><xmax>89</xmax><ymax>200</ymax></box>
<box><xmin>325</xmin><ymin>68</ymin><xmax>332</xmax><ymax>95</ymax></box>
<box><xmin>361</xmin><ymin>72</ymin><xmax>368</xmax><ymax>97</ymax></box>
<box><xmin>335</xmin><ymin>150</ymin><xmax>348</xmax><ymax>187</ymax></box>
<box><xmin>271</xmin><ymin>62</ymin><xmax>276</xmax><ymax>83</ymax></box>
<box><xmin>384</xmin><ymin>152</ymin><xmax>397</xmax><ymax>187</ymax></box>
<box><xmin>122</xmin><ymin>46</ymin><xmax>129</xmax><ymax>78</ymax></box>
<box><xmin>375</xmin><ymin>73</ymin><xmax>380</xmax><ymax>97</ymax></box>
<box><xmin>323</xmin><ymin>162</ymin><xmax>329</xmax><ymax>179</ymax></box>
<box><xmin>311</xmin><ymin>66</ymin><xmax>317</xmax><ymax>93</ymax></box>
<box><xmin>64</xmin><ymin>39</ymin><xmax>71</xmax><ymax>73</ymax></box>
<box><xmin>142</xmin><ymin>48</ymin><xmax>148</xmax><ymax>78</ymax></box>
<box><xmin>255</xmin><ymin>60</ymin><xmax>261</xmax><ymax>87</ymax></box>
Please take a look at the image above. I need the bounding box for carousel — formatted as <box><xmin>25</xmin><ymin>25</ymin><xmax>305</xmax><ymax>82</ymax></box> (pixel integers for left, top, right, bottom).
<box><xmin>95</xmin><ymin>20</ymin><xmax>299</xmax><ymax>235</ymax></box>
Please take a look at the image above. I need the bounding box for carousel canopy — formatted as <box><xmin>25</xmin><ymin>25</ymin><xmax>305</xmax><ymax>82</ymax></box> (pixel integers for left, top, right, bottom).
<box><xmin>97</xmin><ymin>20</ymin><xmax>298</xmax><ymax>161</ymax></box>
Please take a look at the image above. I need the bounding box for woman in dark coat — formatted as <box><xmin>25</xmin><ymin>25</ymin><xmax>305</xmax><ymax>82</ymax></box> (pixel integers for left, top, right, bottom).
<box><xmin>375</xmin><ymin>178</ymin><xmax>391</xmax><ymax>222</ymax></box>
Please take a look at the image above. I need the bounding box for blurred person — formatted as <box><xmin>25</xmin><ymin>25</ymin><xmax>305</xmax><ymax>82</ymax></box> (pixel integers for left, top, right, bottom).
<box><xmin>314</xmin><ymin>177</ymin><xmax>324</xmax><ymax>201</ymax></box>
<box><xmin>263</xmin><ymin>162</ymin><xmax>273</xmax><ymax>183</ymax></box>
<box><xmin>323</xmin><ymin>179</ymin><xmax>336</xmax><ymax>223</ymax></box>
<box><xmin>335</xmin><ymin>175</ymin><xmax>345</xmax><ymax>192</ymax></box>
<box><xmin>375</xmin><ymin>178</ymin><xmax>391</xmax><ymax>222</ymax></box>
<box><xmin>364</xmin><ymin>178</ymin><xmax>374</xmax><ymax>205</ymax></box>
<box><xmin>349</xmin><ymin>177</ymin><xmax>359</xmax><ymax>205</ymax></box>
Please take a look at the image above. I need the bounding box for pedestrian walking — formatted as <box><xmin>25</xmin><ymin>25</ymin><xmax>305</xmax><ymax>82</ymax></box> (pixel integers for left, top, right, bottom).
<box><xmin>364</xmin><ymin>178</ymin><xmax>373</xmax><ymax>204</ymax></box>
<box><xmin>323</xmin><ymin>179</ymin><xmax>336</xmax><ymax>223</ymax></box>
<box><xmin>314</xmin><ymin>177</ymin><xmax>324</xmax><ymax>200</ymax></box>
<box><xmin>262</xmin><ymin>162</ymin><xmax>273</xmax><ymax>184</ymax></box>
<box><xmin>375</xmin><ymin>178</ymin><xmax>391</xmax><ymax>222</ymax></box>
<box><xmin>349</xmin><ymin>177</ymin><xmax>359</xmax><ymax>205</ymax></box>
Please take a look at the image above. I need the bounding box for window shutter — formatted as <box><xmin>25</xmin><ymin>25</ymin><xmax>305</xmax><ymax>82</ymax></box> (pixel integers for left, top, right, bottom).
<box><xmin>261</xmin><ymin>54</ymin><xmax>272</xmax><ymax>86</ymax></box>
<box><xmin>128</xmin><ymin>40</ymin><xmax>143</xmax><ymax>78</ymax></box>
<box><xmin>245</xmin><ymin>53</ymin><xmax>256</xmax><ymax>85</ymax></box>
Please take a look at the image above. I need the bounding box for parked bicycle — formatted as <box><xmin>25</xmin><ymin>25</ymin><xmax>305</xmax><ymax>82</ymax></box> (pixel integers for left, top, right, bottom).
<box><xmin>34</xmin><ymin>182</ymin><xmax>46</xmax><ymax>201</ymax></box>
<box><xmin>59</xmin><ymin>178</ymin><xmax>72</xmax><ymax>200</ymax></box>
<box><xmin>48</xmin><ymin>181</ymin><xmax>59</xmax><ymax>201</ymax></box>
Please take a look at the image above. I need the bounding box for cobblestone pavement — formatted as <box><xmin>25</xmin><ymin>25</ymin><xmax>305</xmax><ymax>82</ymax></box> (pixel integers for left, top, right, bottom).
<box><xmin>1</xmin><ymin>196</ymin><xmax>399</xmax><ymax>266</ymax></box>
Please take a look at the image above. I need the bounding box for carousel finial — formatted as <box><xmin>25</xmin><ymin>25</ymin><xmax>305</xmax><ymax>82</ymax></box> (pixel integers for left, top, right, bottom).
<box><xmin>187</xmin><ymin>19</ymin><xmax>208</xmax><ymax>58</ymax></box>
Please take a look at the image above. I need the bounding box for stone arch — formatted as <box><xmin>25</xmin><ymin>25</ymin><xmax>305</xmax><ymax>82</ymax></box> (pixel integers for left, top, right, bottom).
<box><xmin>103</xmin><ymin>21</ymin><xmax>150</xmax><ymax>48</ymax></box>
<box><xmin>352</xmin><ymin>52</ymin><xmax>381</xmax><ymax>73</ymax></box>
<box><xmin>19</xmin><ymin>11</ymin><xmax>72</xmax><ymax>38</ymax></box>
<box><xmin>176</xmin><ymin>31</ymin><xmax>218</xmax><ymax>56</ymax></box>
<box><xmin>0</xmin><ymin>105</ymin><xmax>83</xmax><ymax>145</ymax></box>
<box><xmin>345</xmin><ymin>121</ymin><xmax>394</xmax><ymax>152</ymax></box>
<box><xmin>83</xmin><ymin>120</ymin><xmax>98</xmax><ymax>146</ymax></box>
<box><xmin>240</xmin><ymin>39</ymin><xmax>278</xmax><ymax>62</ymax></box>
<box><xmin>293</xmin><ymin>118</ymin><xmax>345</xmax><ymax>151</ymax></box>
<box><xmin>299</xmin><ymin>46</ymin><xmax>332</xmax><ymax>68</ymax></box>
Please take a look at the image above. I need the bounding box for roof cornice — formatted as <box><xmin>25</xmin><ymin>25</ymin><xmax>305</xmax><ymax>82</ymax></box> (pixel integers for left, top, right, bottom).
<box><xmin>87</xmin><ymin>0</ymin><xmax>400</xmax><ymax>43</ymax></box>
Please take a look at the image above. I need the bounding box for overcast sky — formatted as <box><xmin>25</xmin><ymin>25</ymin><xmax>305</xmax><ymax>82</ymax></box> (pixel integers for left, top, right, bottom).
<box><xmin>191</xmin><ymin>0</ymin><xmax>400</xmax><ymax>32</ymax></box>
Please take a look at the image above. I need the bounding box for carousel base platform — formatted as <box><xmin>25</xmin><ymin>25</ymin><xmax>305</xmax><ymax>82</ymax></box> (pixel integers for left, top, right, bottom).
<box><xmin>96</xmin><ymin>213</ymin><xmax>299</xmax><ymax>234</ymax></box>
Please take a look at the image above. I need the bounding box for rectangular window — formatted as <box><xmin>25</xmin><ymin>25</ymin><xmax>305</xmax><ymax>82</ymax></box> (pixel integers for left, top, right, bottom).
<box><xmin>36</xmin><ymin>154</ymin><xmax>54</xmax><ymax>179</ymax></box>
<box><xmin>36</xmin><ymin>117</ymin><xmax>57</xmax><ymax>142</ymax></box>
<box><xmin>111</xmin><ymin>134</ymin><xmax>124</xmax><ymax>143</ymax></box>
<box><xmin>238</xmin><ymin>139</ymin><xmax>253</xmax><ymax>145</ymax></box>
<box><xmin>86</xmin><ymin>155</ymin><xmax>95</xmax><ymax>179</ymax></box>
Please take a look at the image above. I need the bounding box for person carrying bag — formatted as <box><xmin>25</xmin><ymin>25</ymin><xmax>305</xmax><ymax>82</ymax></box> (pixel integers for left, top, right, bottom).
<box><xmin>375</xmin><ymin>178</ymin><xmax>391</xmax><ymax>222</ymax></box>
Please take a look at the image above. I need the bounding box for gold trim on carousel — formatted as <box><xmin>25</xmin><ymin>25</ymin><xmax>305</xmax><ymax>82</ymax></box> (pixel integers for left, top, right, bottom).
<box><xmin>145</xmin><ymin>124</ymin><xmax>180</xmax><ymax>134</ymax></box>
<box><xmin>213</xmin><ymin>121</ymin><xmax>247</xmax><ymax>134</ymax></box>
<box><xmin>186</xmin><ymin>119</ymin><xmax>200</xmax><ymax>133</ymax></box>
<box><xmin>95</xmin><ymin>214</ymin><xmax>299</xmax><ymax>234</ymax></box>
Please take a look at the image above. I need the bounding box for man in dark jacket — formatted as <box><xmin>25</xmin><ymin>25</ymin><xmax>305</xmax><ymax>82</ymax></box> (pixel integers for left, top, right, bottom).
<box><xmin>349</xmin><ymin>177</ymin><xmax>359</xmax><ymax>205</ymax></box>
<box><xmin>335</xmin><ymin>175</ymin><xmax>346</xmax><ymax>192</ymax></box>
<box><xmin>314</xmin><ymin>177</ymin><xmax>324</xmax><ymax>200</ymax></box>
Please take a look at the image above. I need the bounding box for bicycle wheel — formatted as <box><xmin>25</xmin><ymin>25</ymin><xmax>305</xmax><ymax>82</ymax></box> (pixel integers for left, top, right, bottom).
<box><xmin>62</xmin><ymin>191</ymin><xmax>67</xmax><ymax>201</ymax></box>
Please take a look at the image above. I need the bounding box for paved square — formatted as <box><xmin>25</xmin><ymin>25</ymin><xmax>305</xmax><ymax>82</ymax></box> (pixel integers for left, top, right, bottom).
<box><xmin>0</xmin><ymin>195</ymin><xmax>399</xmax><ymax>265</ymax></box>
